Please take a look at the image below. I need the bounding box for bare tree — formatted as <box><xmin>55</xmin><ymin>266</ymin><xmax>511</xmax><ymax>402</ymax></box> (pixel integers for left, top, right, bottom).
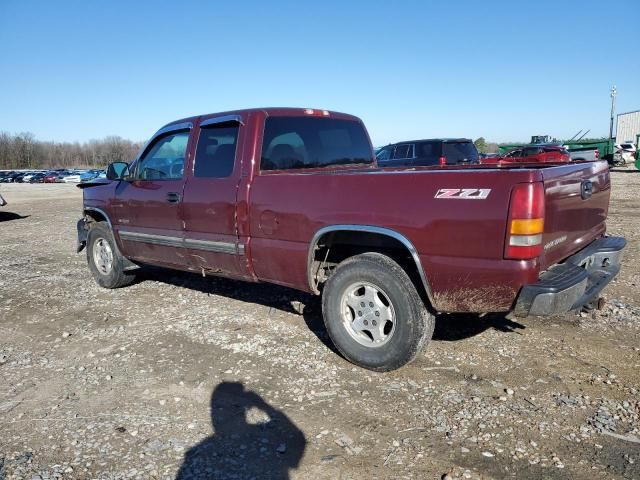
<box><xmin>0</xmin><ymin>132</ymin><xmax>143</xmax><ymax>170</ymax></box>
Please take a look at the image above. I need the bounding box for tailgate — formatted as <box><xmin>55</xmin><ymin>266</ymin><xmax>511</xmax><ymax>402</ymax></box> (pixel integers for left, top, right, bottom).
<box><xmin>540</xmin><ymin>160</ymin><xmax>610</xmax><ymax>269</ymax></box>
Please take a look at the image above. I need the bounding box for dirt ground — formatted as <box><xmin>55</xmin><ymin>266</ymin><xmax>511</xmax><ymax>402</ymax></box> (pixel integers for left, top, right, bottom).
<box><xmin>0</xmin><ymin>171</ymin><xmax>639</xmax><ymax>480</ymax></box>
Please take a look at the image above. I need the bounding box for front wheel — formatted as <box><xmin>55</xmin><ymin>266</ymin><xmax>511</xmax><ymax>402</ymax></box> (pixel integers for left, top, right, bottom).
<box><xmin>321</xmin><ymin>252</ymin><xmax>434</xmax><ymax>371</ymax></box>
<box><xmin>86</xmin><ymin>222</ymin><xmax>136</xmax><ymax>289</ymax></box>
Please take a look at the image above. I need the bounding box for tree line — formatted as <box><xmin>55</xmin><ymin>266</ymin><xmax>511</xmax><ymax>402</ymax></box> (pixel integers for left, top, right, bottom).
<box><xmin>0</xmin><ymin>132</ymin><xmax>142</xmax><ymax>170</ymax></box>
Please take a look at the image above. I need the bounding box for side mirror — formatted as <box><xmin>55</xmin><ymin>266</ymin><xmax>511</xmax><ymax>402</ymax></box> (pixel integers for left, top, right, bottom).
<box><xmin>106</xmin><ymin>162</ymin><xmax>130</xmax><ymax>180</ymax></box>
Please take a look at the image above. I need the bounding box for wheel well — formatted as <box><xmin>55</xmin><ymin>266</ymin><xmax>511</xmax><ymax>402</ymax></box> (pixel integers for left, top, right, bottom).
<box><xmin>84</xmin><ymin>209</ymin><xmax>108</xmax><ymax>225</ymax></box>
<box><xmin>309</xmin><ymin>229</ymin><xmax>432</xmax><ymax>305</ymax></box>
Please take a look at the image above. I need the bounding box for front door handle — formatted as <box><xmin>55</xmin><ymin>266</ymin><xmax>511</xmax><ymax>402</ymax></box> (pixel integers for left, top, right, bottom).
<box><xmin>166</xmin><ymin>192</ymin><xmax>181</xmax><ymax>203</ymax></box>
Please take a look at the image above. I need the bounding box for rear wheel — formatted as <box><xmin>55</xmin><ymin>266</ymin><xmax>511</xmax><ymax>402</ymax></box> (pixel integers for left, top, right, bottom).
<box><xmin>321</xmin><ymin>252</ymin><xmax>434</xmax><ymax>371</ymax></box>
<box><xmin>86</xmin><ymin>222</ymin><xmax>136</xmax><ymax>289</ymax></box>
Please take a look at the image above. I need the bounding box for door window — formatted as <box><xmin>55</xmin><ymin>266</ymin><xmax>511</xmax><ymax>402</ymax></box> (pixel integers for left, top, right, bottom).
<box><xmin>194</xmin><ymin>125</ymin><xmax>239</xmax><ymax>178</ymax></box>
<box><xmin>392</xmin><ymin>144</ymin><xmax>412</xmax><ymax>159</ymax></box>
<box><xmin>376</xmin><ymin>146</ymin><xmax>392</xmax><ymax>161</ymax></box>
<box><xmin>135</xmin><ymin>132</ymin><xmax>189</xmax><ymax>180</ymax></box>
<box><xmin>523</xmin><ymin>147</ymin><xmax>542</xmax><ymax>157</ymax></box>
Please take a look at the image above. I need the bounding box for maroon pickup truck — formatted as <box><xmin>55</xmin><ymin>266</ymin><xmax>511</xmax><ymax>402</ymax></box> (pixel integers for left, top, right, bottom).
<box><xmin>76</xmin><ymin>108</ymin><xmax>625</xmax><ymax>371</ymax></box>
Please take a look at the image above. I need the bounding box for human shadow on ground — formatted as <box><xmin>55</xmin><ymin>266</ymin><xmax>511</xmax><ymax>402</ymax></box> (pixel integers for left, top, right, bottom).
<box><xmin>0</xmin><ymin>212</ymin><xmax>29</xmax><ymax>223</ymax></box>
<box><xmin>175</xmin><ymin>382</ymin><xmax>306</xmax><ymax>480</ymax></box>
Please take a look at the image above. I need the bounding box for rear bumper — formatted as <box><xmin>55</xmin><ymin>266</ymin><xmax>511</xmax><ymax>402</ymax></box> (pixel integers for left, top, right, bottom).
<box><xmin>513</xmin><ymin>236</ymin><xmax>626</xmax><ymax>317</ymax></box>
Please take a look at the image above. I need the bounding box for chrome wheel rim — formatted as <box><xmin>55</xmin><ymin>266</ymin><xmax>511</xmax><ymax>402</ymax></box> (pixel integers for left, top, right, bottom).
<box><xmin>340</xmin><ymin>282</ymin><xmax>396</xmax><ymax>347</ymax></box>
<box><xmin>92</xmin><ymin>237</ymin><xmax>113</xmax><ymax>275</ymax></box>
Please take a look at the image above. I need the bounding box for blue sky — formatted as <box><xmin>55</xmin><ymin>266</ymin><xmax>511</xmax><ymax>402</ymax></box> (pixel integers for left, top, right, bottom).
<box><xmin>0</xmin><ymin>0</ymin><xmax>638</xmax><ymax>145</ymax></box>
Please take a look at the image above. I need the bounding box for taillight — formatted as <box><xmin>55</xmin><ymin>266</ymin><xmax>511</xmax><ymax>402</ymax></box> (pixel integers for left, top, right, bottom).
<box><xmin>439</xmin><ymin>156</ymin><xmax>447</xmax><ymax>166</ymax></box>
<box><xmin>505</xmin><ymin>182</ymin><xmax>545</xmax><ymax>259</ymax></box>
<box><xmin>594</xmin><ymin>149</ymin><xmax>600</xmax><ymax>159</ymax></box>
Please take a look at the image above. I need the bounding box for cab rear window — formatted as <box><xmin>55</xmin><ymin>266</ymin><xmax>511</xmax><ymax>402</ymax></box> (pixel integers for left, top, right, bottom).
<box><xmin>261</xmin><ymin>117</ymin><xmax>373</xmax><ymax>171</ymax></box>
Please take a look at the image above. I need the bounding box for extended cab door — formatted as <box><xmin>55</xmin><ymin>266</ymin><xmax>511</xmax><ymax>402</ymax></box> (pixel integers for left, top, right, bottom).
<box><xmin>180</xmin><ymin>115</ymin><xmax>248</xmax><ymax>278</ymax></box>
<box><xmin>112</xmin><ymin>123</ymin><xmax>192</xmax><ymax>268</ymax></box>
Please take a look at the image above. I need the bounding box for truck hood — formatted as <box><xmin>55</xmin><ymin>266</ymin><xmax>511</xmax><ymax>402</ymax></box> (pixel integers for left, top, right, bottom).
<box><xmin>76</xmin><ymin>179</ymin><xmax>112</xmax><ymax>189</ymax></box>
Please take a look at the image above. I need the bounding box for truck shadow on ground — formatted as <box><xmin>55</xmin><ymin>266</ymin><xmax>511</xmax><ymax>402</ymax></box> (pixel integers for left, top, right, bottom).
<box><xmin>176</xmin><ymin>381</ymin><xmax>306</xmax><ymax>480</ymax></box>
<box><xmin>0</xmin><ymin>211</ymin><xmax>30</xmax><ymax>222</ymax></box>
<box><xmin>431</xmin><ymin>313</ymin><xmax>525</xmax><ymax>341</ymax></box>
<box><xmin>140</xmin><ymin>268</ymin><xmax>525</xmax><ymax>352</ymax></box>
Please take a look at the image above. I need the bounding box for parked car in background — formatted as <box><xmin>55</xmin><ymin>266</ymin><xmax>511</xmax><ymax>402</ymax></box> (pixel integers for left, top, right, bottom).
<box><xmin>481</xmin><ymin>145</ymin><xmax>571</xmax><ymax>165</ymax></box>
<box><xmin>565</xmin><ymin>146</ymin><xmax>600</xmax><ymax>162</ymax></box>
<box><xmin>28</xmin><ymin>172</ymin><xmax>48</xmax><ymax>183</ymax></box>
<box><xmin>376</xmin><ymin>138</ymin><xmax>479</xmax><ymax>167</ymax></box>
<box><xmin>43</xmin><ymin>172</ymin><xmax>59</xmax><ymax>183</ymax></box>
<box><xmin>52</xmin><ymin>170</ymin><xmax>72</xmax><ymax>182</ymax></box>
<box><xmin>1</xmin><ymin>172</ymin><xmax>16</xmax><ymax>183</ymax></box>
<box><xmin>63</xmin><ymin>172</ymin><xmax>83</xmax><ymax>183</ymax></box>
<box><xmin>79</xmin><ymin>169</ymin><xmax>104</xmax><ymax>182</ymax></box>
<box><xmin>21</xmin><ymin>172</ymin><xmax>40</xmax><ymax>182</ymax></box>
<box><xmin>615</xmin><ymin>143</ymin><xmax>636</xmax><ymax>165</ymax></box>
<box><xmin>0</xmin><ymin>169</ymin><xmax>108</xmax><ymax>184</ymax></box>
<box><xmin>13</xmin><ymin>172</ymin><xmax>30</xmax><ymax>183</ymax></box>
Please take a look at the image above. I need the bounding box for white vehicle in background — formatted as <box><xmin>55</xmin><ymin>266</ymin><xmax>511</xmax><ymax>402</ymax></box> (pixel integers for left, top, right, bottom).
<box><xmin>615</xmin><ymin>143</ymin><xmax>636</xmax><ymax>165</ymax></box>
<box><xmin>62</xmin><ymin>174</ymin><xmax>82</xmax><ymax>183</ymax></box>
<box><xmin>62</xmin><ymin>171</ymin><xmax>85</xmax><ymax>183</ymax></box>
<box><xmin>21</xmin><ymin>171</ymin><xmax>42</xmax><ymax>182</ymax></box>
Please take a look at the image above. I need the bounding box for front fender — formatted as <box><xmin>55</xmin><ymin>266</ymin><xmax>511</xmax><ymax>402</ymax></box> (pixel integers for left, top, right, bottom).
<box><xmin>76</xmin><ymin>218</ymin><xmax>88</xmax><ymax>253</ymax></box>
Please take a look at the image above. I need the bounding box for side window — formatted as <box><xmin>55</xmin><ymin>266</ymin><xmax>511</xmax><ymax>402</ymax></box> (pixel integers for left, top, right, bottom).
<box><xmin>135</xmin><ymin>132</ymin><xmax>189</xmax><ymax>180</ymax></box>
<box><xmin>523</xmin><ymin>147</ymin><xmax>541</xmax><ymax>157</ymax></box>
<box><xmin>392</xmin><ymin>144</ymin><xmax>411</xmax><ymax>159</ymax></box>
<box><xmin>376</xmin><ymin>146</ymin><xmax>392</xmax><ymax>161</ymax></box>
<box><xmin>417</xmin><ymin>142</ymin><xmax>439</xmax><ymax>165</ymax></box>
<box><xmin>194</xmin><ymin>124</ymin><xmax>239</xmax><ymax>178</ymax></box>
<box><xmin>506</xmin><ymin>149</ymin><xmax>522</xmax><ymax>158</ymax></box>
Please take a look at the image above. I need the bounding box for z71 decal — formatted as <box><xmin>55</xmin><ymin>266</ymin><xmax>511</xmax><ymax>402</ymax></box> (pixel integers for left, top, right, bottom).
<box><xmin>435</xmin><ymin>188</ymin><xmax>491</xmax><ymax>199</ymax></box>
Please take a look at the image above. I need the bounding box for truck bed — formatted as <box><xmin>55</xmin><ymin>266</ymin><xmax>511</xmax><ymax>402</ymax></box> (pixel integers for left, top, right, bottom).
<box><xmin>248</xmin><ymin>161</ymin><xmax>610</xmax><ymax>312</ymax></box>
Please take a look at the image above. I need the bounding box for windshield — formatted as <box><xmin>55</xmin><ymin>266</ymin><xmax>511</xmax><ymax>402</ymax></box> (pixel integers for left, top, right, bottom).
<box><xmin>442</xmin><ymin>141</ymin><xmax>479</xmax><ymax>163</ymax></box>
<box><xmin>261</xmin><ymin>116</ymin><xmax>374</xmax><ymax>170</ymax></box>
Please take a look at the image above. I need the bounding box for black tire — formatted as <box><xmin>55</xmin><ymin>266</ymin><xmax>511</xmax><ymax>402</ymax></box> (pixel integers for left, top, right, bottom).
<box><xmin>86</xmin><ymin>222</ymin><xmax>136</xmax><ymax>289</ymax></box>
<box><xmin>321</xmin><ymin>252</ymin><xmax>435</xmax><ymax>371</ymax></box>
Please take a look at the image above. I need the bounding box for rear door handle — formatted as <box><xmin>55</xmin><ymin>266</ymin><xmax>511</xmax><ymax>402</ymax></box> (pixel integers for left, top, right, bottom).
<box><xmin>166</xmin><ymin>192</ymin><xmax>181</xmax><ymax>203</ymax></box>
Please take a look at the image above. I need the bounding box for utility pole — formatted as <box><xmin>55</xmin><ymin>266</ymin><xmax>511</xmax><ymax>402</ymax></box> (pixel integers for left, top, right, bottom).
<box><xmin>609</xmin><ymin>85</ymin><xmax>617</xmax><ymax>142</ymax></box>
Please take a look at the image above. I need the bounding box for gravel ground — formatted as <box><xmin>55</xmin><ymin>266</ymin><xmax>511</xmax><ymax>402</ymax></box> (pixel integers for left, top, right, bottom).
<box><xmin>0</xmin><ymin>170</ymin><xmax>639</xmax><ymax>480</ymax></box>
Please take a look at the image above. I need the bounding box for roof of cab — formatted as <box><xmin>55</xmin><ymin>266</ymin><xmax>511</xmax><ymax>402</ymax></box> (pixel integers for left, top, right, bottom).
<box><xmin>383</xmin><ymin>138</ymin><xmax>473</xmax><ymax>146</ymax></box>
<box><xmin>160</xmin><ymin>107</ymin><xmax>363</xmax><ymax>131</ymax></box>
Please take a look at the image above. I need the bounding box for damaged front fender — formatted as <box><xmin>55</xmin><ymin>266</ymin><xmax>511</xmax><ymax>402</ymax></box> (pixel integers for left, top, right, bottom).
<box><xmin>76</xmin><ymin>218</ymin><xmax>88</xmax><ymax>253</ymax></box>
